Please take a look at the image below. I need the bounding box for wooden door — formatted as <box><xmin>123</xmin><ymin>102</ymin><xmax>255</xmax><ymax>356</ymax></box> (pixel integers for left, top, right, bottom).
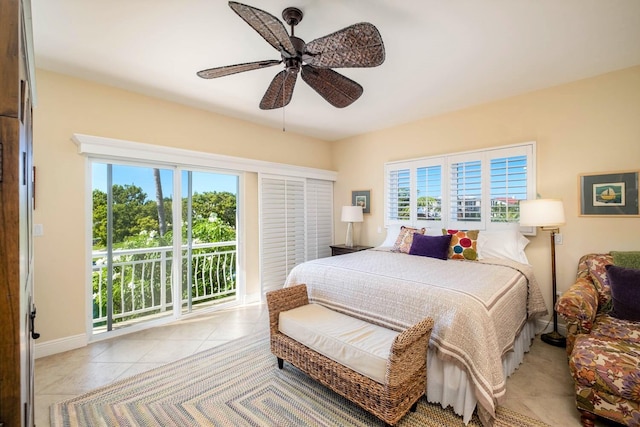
<box><xmin>0</xmin><ymin>0</ymin><xmax>36</xmax><ymax>426</ymax></box>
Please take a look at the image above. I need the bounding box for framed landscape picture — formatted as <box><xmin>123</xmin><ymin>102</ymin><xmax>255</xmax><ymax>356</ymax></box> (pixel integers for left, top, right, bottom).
<box><xmin>352</xmin><ymin>190</ymin><xmax>371</xmax><ymax>214</ymax></box>
<box><xmin>579</xmin><ymin>171</ymin><xmax>639</xmax><ymax>216</ymax></box>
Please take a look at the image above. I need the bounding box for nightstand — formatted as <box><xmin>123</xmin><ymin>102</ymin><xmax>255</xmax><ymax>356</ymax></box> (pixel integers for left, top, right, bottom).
<box><xmin>330</xmin><ymin>244</ymin><xmax>374</xmax><ymax>256</ymax></box>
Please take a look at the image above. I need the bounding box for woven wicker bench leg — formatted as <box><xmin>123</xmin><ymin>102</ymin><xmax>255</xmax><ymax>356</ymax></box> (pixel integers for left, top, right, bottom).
<box><xmin>410</xmin><ymin>402</ymin><xmax>417</xmax><ymax>412</ymax></box>
<box><xmin>277</xmin><ymin>357</ymin><xmax>283</xmax><ymax>369</ymax></box>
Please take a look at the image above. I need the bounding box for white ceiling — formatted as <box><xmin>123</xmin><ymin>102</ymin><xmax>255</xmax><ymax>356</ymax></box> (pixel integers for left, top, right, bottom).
<box><xmin>31</xmin><ymin>0</ymin><xmax>640</xmax><ymax>141</ymax></box>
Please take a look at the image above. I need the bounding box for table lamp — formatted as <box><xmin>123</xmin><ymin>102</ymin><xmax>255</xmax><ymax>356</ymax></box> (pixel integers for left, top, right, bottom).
<box><xmin>341</xmin><ymin>206</ymin><xmax>363</xmax><ymax>247</ymax></box>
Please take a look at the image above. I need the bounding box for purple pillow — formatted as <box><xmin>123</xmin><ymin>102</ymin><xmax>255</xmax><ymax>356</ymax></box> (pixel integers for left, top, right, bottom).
<box><xmin>606</xmin><ymin>264</ymin><xmax>640</xmax><ymax>321</ymax></box>
<box><xmin>409</xmin><ymin>233</ymin><xmax>452</xmax><ymax>260</ymax></box>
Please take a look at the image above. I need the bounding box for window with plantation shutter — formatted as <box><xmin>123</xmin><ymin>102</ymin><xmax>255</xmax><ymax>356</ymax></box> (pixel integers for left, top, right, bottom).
<box><xmin>259</xmin><ymin>175</ymin><xmax>333</xmax><ymax>294</ymax></box>
<box><xmin>386</xmin><ymin>168</ymin><xmax>411</xmax><ymax>221</ymax></box>
<box><xmin>416</xmin><ymin>165</ymin><xmax>442</xmax><ymax>223</ymax></box>
<box><xmin>448</xmin><ymin>158</ymin><xmax>483</xmax><ymax>228</ymax></box>
<box><xmin>384</xmin><ymin>142</ymin><xmax>535</xmax><ymax>234</ymax></box>
<box><xmin>490</xmin><ymin>155</ymin><xmax>527</xmax><ymax>223</ymax></box>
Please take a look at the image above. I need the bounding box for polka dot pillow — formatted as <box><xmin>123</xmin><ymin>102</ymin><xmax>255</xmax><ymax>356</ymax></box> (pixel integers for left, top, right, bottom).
<box><xmin>442</xmin><ymin>229</ymin><xmax>479</xmax><ymax>260</ymax></box>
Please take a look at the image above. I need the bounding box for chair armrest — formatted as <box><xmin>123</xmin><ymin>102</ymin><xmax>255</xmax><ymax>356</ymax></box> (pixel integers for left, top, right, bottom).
<box><xmin>555</xmin><ymin>277</ymin><xmax>599</xmax><ymax>354</ymax></box>
<box><xmin>386</xmin><ymin>316</ymin><xmax>434</xmax><ymax>387</ymax></box>
<box><xmin>266</xmin><ymin>284</ymin><xmax>309</xmax><ymax>337</ymax></box>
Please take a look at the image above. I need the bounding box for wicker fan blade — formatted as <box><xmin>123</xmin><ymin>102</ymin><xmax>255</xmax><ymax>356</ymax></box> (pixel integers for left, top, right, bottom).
<box><xmin>260</xmin><ymin>70</ymin><xmax>298</xmax><ymax>110</ymax></box>
<box><xmin>301</xmin><ymin>65</ymin><xmax>363</xmax><ymax>108</ymax></box>
<box><xmin>229</xmin><ymin>2</ymin><xmax>296</xmax><ymax>57</ymax></box>
<box><xmin>304</xmin><ymin>23</ymin><xmax>385</xmax><ymax>68</ymax></box>
<box><xmin>197</xmin><ymin>60</ymin><xmax>282</xmax><ymax>79</ymax></box>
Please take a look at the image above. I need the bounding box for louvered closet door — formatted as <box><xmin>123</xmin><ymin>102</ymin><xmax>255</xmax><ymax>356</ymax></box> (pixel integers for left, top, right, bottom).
<box><xmin>305</xmin><ymin>179</ymin><xmax>333</xmax><ymax>260</ymax></box>
<box><xmin>260</xmin><ymin>177</ymin><xmax>306</xmax><ymax>294</ymax></box>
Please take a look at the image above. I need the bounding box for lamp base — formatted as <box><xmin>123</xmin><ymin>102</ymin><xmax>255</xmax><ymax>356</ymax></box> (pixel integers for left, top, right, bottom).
<box><xmin>541</xmin><ymin>330</ymin><xmax>566</xmax><ymax>347</ymax></box>
<box><xmin>345</xmin><ymin>222</ymin><xmax>354</xmax><ymax>248</ymax></box>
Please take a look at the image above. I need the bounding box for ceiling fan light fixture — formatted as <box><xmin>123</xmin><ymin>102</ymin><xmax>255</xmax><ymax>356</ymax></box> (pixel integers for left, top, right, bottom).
<box><xmin>197</xmin><ymin>2</ymin><xmax>385</xmax><ymax>110</ymax></box>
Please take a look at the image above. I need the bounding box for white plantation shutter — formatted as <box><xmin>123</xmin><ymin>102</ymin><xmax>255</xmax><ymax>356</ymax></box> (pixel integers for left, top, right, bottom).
<box><xmin>306</xmin><ymin>179</ymin><xmax>333</xmax><ymax>260</ymax></box>
<box><xmin>448</xmin><ymin>157</ymin><xmax>483</xmax><ymax>229</ymax></box>
<box><xmin>384</xmin><ymin>142</ymin><xmax>536</xmax><ymax>233</ymax></box>
<box><xmin>416</xmin><ymin>165</ymin><xmax>442</xmax><ymax>226</ymax></box>
<box><xmin>259</xmin><ymin>175</ymin><xmax>333</xmax><ymax>294</ymax></box>
<box><xmin>386</xmin><ymin>167</ymin><xmax>411</xmax><ymax>222</ymax></box>
<box><xmin>490</xmin><ymin>154</ymin><xmax>527</xmax><ymax>223</ymax></box>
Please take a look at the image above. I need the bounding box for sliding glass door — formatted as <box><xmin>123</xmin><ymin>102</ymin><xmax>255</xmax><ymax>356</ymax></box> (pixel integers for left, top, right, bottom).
<box><xmin>91</xmin><ymin>162</ymin><xmax>238</xmax><ymax>334</ymax></box>
<box><xmin>180</xmin><ymin>170</ymin><xmax>238</xmax><ymax>314</ymax></box>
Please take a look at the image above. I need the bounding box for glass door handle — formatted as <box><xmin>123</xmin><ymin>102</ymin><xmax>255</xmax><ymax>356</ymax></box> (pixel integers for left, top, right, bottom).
<box><xmin>30</xmin><ymin>307</ymin><xmax>40</xmax><ymax>340</ymax></box>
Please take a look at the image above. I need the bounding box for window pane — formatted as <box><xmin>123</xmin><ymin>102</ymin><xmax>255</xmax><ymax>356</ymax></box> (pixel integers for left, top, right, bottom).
<box><xmin>490</xmin><ymin>155</ymin><xmax>527</xmax><ymax>223</ymax></box>
<box><xmin>181</xmin><ymin>170</ymin><xmax>238</xmax><ymax>315</ymax></box>
<box><xmin>450</xmin><ymin>160</ymin><xmax>482</xmax><ymax>222</ymax></box>
<box><xmin>417</xmin><ymin>165</ymin><xmax>442</xmax><ymax>220</ymax></box>
<box><xmin>91</xmin><ymin>163</ymin><xmax>175</xmax><ymax>334</ymax></box>
<box><xmin>388</xmin><ymin>169</ymin><xmax>411</xmax><ymax>220</ymax></box>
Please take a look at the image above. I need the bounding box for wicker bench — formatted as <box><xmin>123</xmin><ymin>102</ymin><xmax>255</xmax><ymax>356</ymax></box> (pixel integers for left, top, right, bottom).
<box><xmin>266</xmin><ymin>284</ymin><xmax>434</xmax><ymax>426</ymax></box>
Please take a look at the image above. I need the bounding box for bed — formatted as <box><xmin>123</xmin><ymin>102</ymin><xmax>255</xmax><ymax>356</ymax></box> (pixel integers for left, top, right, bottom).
<box><xmin>284</xmin><ymin>243</ymin><xmax>547</xmax><ymax>426</ymax></box>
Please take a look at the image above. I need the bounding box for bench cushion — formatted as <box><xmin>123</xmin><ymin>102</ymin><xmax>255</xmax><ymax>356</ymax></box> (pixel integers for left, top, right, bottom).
<box><xmin>279</xmin><ymin>303</ymin><xmax>400</xmax><ymax>384</ymax></box>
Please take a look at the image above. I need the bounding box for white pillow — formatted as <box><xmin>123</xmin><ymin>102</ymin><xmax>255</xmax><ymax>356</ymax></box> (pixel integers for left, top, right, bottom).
<box><xmin>379</xmin><ymin>224</ymin><xmax>403</xmax><ymax>247</ymax></box>
<box><xmin>477</xmin><ymin>230</ymin><xmax>530</xmax><ymax>264</ymax></box>
<box><xmin>424</xmin><ymin>227</ymin><xmax>444</xmax><ymax>236</ymax></box>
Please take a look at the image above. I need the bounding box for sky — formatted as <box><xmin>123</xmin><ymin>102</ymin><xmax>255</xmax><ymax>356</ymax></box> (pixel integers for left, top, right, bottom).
<box><xmin>92</xmin><ymin>163</ymin><xmax>238</xmax><ymax>199</ymax></box>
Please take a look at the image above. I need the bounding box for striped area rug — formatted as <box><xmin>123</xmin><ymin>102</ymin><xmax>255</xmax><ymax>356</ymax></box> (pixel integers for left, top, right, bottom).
<box><xmin>51</xmin><ymin>334</ymin><xmax>549</xmax><ymax>426</ymax></box>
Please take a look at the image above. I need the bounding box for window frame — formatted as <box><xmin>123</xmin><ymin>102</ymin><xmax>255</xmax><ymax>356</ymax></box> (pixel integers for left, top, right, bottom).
<box><xmin>384</xmin><ymin>142</ymin><xmax>536</xmax><ymax>235</ymax></box>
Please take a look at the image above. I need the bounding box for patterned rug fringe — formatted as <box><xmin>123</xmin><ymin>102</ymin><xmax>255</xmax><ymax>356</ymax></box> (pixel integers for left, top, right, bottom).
<box><xmin>51</xmin><ymin>334</ymin><xmax>550</xmax><ymax>426</ymax></box>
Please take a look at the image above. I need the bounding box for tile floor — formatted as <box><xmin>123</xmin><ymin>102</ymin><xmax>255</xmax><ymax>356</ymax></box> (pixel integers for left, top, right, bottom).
<box><xmin>35</xmin><ymin>303</ymin><xmax>616</xmax><ymax>426</ymax></box>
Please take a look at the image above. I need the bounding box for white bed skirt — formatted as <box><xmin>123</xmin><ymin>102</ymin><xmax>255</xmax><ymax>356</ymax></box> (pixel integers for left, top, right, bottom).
<box><xmin>426</xmin><ymin>320</ymin><xmax>537</xmax><ymax>424</ymax></box>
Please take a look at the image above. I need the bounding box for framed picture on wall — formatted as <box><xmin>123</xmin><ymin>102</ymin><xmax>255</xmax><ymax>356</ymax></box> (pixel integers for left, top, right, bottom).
<box><xmin>352</xmin><ymin>190</ymin><xmax>371</xmax><ymax>214</ymax></box>
<box><xmin>579</xmin><ymin>170</ymin><xmax>640</xmax><ymax>216</ymax></box>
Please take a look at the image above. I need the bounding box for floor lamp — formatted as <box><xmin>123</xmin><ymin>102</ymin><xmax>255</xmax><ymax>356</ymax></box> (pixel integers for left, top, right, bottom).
<box><xmin>341</xmin><ymin>206</ymin><xmax>363</xmax><ymax>247</ymax></box>
<box><xmin>519</xmin><ymin>198</ymin><xmax>567</xmax><ymax>347</ymax></box>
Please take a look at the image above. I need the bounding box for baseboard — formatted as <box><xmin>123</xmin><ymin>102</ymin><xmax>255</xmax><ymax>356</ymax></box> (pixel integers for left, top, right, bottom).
<box><xmin>35</xmin><ymin>333</ymin><xmax>87</xmax><ymax>359</ymax></box>
<box><xmin>535</xmin><ymin>318</ymin><xmax>567</xmax><ymax>337</ymax></box>
<box><xmin>244</xmin><ymin>292</ymin><xmax>262</xmax><ymax>305</ymax></box>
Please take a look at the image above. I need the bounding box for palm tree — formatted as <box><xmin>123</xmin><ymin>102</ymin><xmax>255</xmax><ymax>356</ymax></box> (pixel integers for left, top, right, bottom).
<box><xmin>153</xmin><ymin>168</ymin><xmax>167</xmax><ymax>236</ymax></box>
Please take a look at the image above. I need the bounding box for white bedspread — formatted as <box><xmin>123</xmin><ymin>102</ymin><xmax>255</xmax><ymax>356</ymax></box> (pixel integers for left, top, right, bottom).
<box><xmin>284</xmin><ymin>249</ymin><xmax>547</xmax><ymax>425</ymax></box>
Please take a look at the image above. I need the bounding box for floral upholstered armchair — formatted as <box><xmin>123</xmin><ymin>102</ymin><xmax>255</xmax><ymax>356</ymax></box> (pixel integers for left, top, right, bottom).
<box><xmin>556</xmin><ymin>253</ymin><xmax>640</xmax><ymax>427</ymax></box>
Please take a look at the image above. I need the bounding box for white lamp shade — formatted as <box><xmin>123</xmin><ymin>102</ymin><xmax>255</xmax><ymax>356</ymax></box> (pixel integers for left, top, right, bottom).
<box><xmin>519</xmin><ymin>199</ymin><xmax>565</xmax><ymax>227</ymax></box>
<box><xmin>341</xmin><ymin>205</ymin><xmax>363</xmax><ymax>223</ymax></box>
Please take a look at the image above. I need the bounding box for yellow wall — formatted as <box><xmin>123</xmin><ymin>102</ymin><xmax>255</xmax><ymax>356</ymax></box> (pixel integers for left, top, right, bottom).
<box><xmin>34</xmin><ymin>66</ymin><xmax>640</xmax><ymax>348</ymax></box>
<box><xmin>332</xmin><ymin>66</ymin><xmax>640</xmax><ymax>315</ymax></box>
<box><xmin>33</xmin><ymin>69</ymin><xmax>332</xmax><ymax>343</ymax></box>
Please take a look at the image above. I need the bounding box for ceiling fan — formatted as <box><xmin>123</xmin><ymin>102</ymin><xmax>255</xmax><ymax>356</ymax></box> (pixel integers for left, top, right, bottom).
<box><xmin>197</xmin><ymin>2</ymin><xmax>385</xmax><ymax>110</ymax></box>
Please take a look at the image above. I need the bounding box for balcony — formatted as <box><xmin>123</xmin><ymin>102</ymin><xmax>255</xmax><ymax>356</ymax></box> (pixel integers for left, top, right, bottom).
<box><xmin>92</xmin><ymin>241</ymin><xmax>237</xmax><ymax>333</ymax></box>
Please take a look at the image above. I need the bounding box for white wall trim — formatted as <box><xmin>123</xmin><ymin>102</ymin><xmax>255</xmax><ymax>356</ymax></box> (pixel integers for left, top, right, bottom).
<box><xmin>35</xmin><ymin>334</ymin><xmax>88</xmax><ymax>359</ymax></box>
<box><xmin>536</xmin><ymin>318</ymin><xmax>567</xmax><ymax>336</ymax></box>
<box><xmin>72</xmin><ymin>133</ymin><xmax>338</xmax><ymax>181</ymax></box>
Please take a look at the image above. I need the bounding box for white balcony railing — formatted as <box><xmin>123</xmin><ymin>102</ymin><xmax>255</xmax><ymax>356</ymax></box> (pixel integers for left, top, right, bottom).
<box><xmin>92</xmin><ymin>241</ymin><xmax>236</xmax><ymax>330</ymax></box>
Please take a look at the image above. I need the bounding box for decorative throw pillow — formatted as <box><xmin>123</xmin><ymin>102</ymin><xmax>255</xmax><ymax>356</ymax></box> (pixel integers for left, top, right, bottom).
<box><xmin>409</xmin><ymin>233</ymin><xmax>452</xmax><ymax>260</ymax></box>
<box><xmin>611</xmin><ymin>251</ymin><xmax>640</xmax><ymax>270</ymax></box>
<box><xmin>392</xmin><ymin>226</ymin><xmax>426</xmax><ymax>254</ymax></box>
<box><xmin>606</xmin><ymin>264</ymin><xmax>640</xmax><ymax>321</ymax></box>
<box><xmin>443</xmin><ymin>229</ymin><xmax>479</xmax><ymax>260</ymax></box>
